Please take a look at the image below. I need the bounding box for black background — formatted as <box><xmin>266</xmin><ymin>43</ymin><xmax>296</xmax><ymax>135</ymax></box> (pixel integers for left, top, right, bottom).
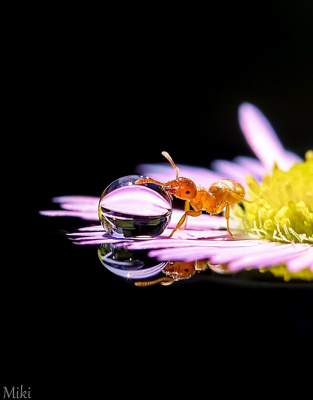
<box><xmin>3</xmin><ymin>1</ymin><xmax>313</xmax><ymax>392</ymax></box>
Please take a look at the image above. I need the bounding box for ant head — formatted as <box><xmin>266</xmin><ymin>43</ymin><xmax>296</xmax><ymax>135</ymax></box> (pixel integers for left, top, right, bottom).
<box><xmin>165</xmin><ymin>262</ymin><xmax>196</xmax><ymax>279</ymax></box>
<box><xmin>166</xmin><ymin>177</ymin><xmax>197</xmax><ymax>200</ymax></box>
<box><xmin>161</xmin><ymin>151</ymin><xmax>197</xmax><ymax>200</ymax></box>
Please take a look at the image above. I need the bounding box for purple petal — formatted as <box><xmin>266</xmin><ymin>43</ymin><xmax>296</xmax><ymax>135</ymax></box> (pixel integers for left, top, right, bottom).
<box><xmin>228</xmin><ymin>244</ymin><xmax>310</xmax><ymax>272</ymax></box>
<box><xmin>137</xmin><ymin>163</ymin><xmax>221</xmax><ymax>188</ymax></box>
<box><xmin>233</xmin><ymin>156</ymin><xmax>266</xmax><ymax>179</ymax></box>
<box><xmin>68</xmin><ymin>232</ymin><xmax>106</xmax><ymax>237</ymax></box>
<box><xmin>209</xmin><ymin>242</ymin><xmax>279</xmax><ymax>264</ymax></box>
<box><xmin>149</xmin><ymin>247</ymin><xmax>222</xmax><ymax>261</ymax></box>
<box><xmin>78</xmin><ymin>225</ymin><xmax>103</xmax><ymax>231</ymax></box>
<box><xmin>169</xmin><ymin>209</ymin><xmax>227</xmax><ymax>230</ymax></box>
<box><xmin>147</xmin><ymin>241</ymin><xmax>271</xmax><ymax>262</ymax></box>
<box><xmin>161</xmin><ymin>229</ymin><xmax>230</xmax><ymax>240</ymax></box>
<box><xmin>40</xmin><ymin>210</ymin><xmax>98</xmax><ymax>220</ymax></box>
<box><xmin>61</xmin><ymin>202</ymin><xmax>98</xmax><ymax>212</ymax></box>
<box><xmin>74</xmin><ymin>239</ymin><xmax>119</xmax><ymax>245</ymax></box>
<box><xmin>41</xmin><ymin>195</ymin><xmax>99</xmax><ymax>220</ymax></box>
<box><xmin>128</xmin><ymin>238</ymin><xmax>264</xmax><ymax>251</ymax></box>
<box><xmin>211</xmin><ymin>160</ymin><xmax>249</xmax><ymax>185</ymax></box>
<box><xmin>287</xmin><ymin>248</ymin><xmax>313</xmax><ymax>272</ymax></box>
<box><xmin>238</xmin><ymin>103</ymin><xmax>301</xmax><ymax>170</ymax></box>
<box><xmin>53</xmin><ymin>196</ymin><xmax>98</xmax><ymax>205</ymax></box>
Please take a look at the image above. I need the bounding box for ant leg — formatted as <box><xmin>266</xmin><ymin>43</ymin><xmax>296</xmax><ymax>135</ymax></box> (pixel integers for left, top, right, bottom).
<box><xmin>180</xmin><ymin>201</ymin><xmax>190</xmax><ymax>230</ymax></box>
<box><xmin>225</xmin><ymin>204</ymin><xmax>233</xmax><ymax>238</ymax></box>
<box><xmin>169</xmin><ymin>210</ymin><xmax>202</xmax><ymax>238</ymax></box>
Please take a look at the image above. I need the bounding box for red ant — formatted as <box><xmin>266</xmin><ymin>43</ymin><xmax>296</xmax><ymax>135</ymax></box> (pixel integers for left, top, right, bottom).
<box><xmin>134</xmin><ymin>260</ymin><xmax>208</xmax><ymax>287</ymax></box>
<box><xmin>136</xmin><ymin>151</ymin><xmax>248</xmax><ymax>238</ymax></box>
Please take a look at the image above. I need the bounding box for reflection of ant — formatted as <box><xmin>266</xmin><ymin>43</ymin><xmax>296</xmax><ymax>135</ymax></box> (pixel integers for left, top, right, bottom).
<box><xmin>136</xmin><ymin>151</ymin><xmax>249</xmax><ymax>238</ymax></box>
<box><xmin>135</xmin><ymin>260</ymin><xmax>208</xmax><ymax>287</ymax></box>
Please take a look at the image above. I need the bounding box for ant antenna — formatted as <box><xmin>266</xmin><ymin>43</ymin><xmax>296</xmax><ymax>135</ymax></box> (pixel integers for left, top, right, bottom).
<box><xmin>161</xmin><ymin>151</ymin><xmax>180</xmax><ymax>179</ymax></box>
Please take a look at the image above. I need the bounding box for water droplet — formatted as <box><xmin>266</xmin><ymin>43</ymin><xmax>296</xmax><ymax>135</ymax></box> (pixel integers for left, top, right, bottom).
<box><xmin>98</xmin><ymin>243</ymin><xmax>167</xmax><ymax>279</ymax></box>
<box><xmin>99</xmin><ymin>175</ymin><xmax>172</xmax><ymax>238</ymax></box>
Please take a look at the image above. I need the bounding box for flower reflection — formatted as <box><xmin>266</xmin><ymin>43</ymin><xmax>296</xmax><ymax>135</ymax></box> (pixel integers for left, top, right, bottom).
<box><xmin>98</xmin><ymin>242</ymin><xmax>211</xmax><ymax>286</ymax></box>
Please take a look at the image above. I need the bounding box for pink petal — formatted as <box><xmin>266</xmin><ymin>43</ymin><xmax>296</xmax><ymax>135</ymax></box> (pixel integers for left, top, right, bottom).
<box><xmin>211</xmin><ymin>160</ymin><xmax>250</xmax><ymax>184</ymax></box>
<box><xmin>128</xmin><ymin>238</ymin><xmax>264</xmax><ymax>251</ymax></box>
<box><xmin>238</xmin><ymin>103</ymin><xmax>301</xmax><ymax>170</ymax></box>
<box><xmin>147</xmin><ymin>241</ymin><xmax>273</xmax><ymax>262</ymax></box>
<box><xmin>74</xmin><ymin>239</ymin><xmax>119</xmax><ymax>245</ymax></box>
<box><xmin>68</xmin><ymin>232</ymin><xmax>106</xmax><ymax>237</ymax></box>
<box><xmin>78</xmin><ymin>225</ymin><xmax>103</xmax><ymax>232</ymax></box>
<box><xmin>233</xmin><ymin>156</ymin><xmax>266</xmax><ymax>179</ymax></box>
<box><xmin>40</xmin><ymin>210</ymin><xmax>98</xmax><ymax>220</ymax></box>
<box><xmin>53</xmin><ymin>196</ymin><xmax>98</xmax><ymax>205</ymax></box>
<box><xmin>161</xmin><ymin>229</ymin><xmax>230</xmax><ymax>240</ymax></box>
<box><xmin>149</xmin><ymin>247</ymin><xmax>221</xmax><ymax>261</ymax></box>
<box><xmin>137</xmin><ymin>163</ymin><xmax>221</xmax><ymax>188</ymax></box>
<box><xmin>228</xmin><ymin>244</ymin><xmax>310</xmax><ymax>271</ymax></box>
<box><xmin>169</xmin><ymin>209</ymin><xmax>227</xmax><ymax>230</ymax></box>
<box><xmin>287</xmin><ymin>248</ymin><xmax>313</xmax><ymax>272</ymax></box>
<box><xmin>209</xmin><ymin>242</ymin><xmax>279</xmax><ymax>264</ymax></box>
<box><xmin>61</xmin><ymin>202</ymin><xmax>98</xmax><ymax>212</ymax></box>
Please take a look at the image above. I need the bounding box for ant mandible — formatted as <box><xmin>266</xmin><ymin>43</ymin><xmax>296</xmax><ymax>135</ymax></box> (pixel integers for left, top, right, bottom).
<box><xmin>135</xmin><ymin>151</ymin><xmax>248</xmax><ymax>238</ymax></box>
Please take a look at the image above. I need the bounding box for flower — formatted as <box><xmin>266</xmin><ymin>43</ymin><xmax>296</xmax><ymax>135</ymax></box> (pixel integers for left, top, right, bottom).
<box><xmin>41</xmin><ymin>103</ymin><xmax>313</xmax><ymax>281</ymax></box>
<box><xmin>235</xmin><ymin>151</ymin><xmax>313</xmax><ymax>244</ymax></box>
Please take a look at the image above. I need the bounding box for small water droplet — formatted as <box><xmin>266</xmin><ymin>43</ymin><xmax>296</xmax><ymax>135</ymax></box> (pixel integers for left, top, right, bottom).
<box><xmin>99</xmin><ymin>175</ymin><xmax>172</xmax><ymax>238</ymax></box>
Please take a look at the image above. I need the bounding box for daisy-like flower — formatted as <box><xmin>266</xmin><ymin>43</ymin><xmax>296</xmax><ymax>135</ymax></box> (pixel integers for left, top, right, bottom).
<box><xmin>41</xmin><ymin>103</ymin><xmax>313</xmax><ymax>281</ymax></box>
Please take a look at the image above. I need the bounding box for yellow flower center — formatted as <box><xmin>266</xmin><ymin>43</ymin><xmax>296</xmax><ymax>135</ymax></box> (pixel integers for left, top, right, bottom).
<box><xmin>236</xmin><ymin>151</ymin><xmax>313</xmax><ymax>243</ymax></box>
<box><xmin>235</xmin><ymin>151</ymin><xmax>313</xmax><ymax>280</ymax></box>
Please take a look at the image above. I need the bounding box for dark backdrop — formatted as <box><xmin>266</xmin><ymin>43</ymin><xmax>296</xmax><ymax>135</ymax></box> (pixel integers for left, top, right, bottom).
<box><xmin>3</xmin><ymin>1</ymin><xmax>313</xmax><ymax>389</ymax></box>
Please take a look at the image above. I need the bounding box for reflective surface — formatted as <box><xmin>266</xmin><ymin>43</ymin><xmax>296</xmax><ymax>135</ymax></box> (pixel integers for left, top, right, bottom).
<box><xmin>97</xmin><ymin>242</ymin><xmax>313</xmax><ymax>288</ymax></box>
<box><xmin>97</xmin><ymin>243</ymin><xmax>167</xmax><ymax>279</ymax></box>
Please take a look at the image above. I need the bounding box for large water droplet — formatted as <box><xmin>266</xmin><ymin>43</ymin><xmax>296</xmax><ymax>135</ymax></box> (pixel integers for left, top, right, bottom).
<box><xmin>98</xmin><ymin>175</ymin><xmax>172</xmax><ymax>238</ymax></box>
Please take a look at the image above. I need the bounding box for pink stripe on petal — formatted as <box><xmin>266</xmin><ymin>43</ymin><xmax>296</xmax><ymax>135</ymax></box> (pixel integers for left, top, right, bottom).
<box><xmin>148</xmin><ymin>247</ymin><xmax>217</xmax><ymax>261</ymax></box>
<box><xmin>228</xmin><ymin>244</ymin><xmax>310</xmax><ymax>272</ymax></box>
<box><xmin>162</xmin><ymin>229</ymin><xmax>229</xmax><ymax>240</ymax></box>
<box><xmin>61</xmin><ymin>202</ymin><xmax>98</xmax><ymax>212</ymax></box>
<box><xmin>149</xmin><ymin>242</ymin><xmax>280</xmax><ymax>262</ymax></box>
<box><xmin>128</xmin><ymin>238</ymin><xmax>264</xmax><ymax>251</ymax></box>
<box><xmin>209</xmin><ymin>242</ymin><xmax>279</xmax><ymax>264</ymax></box>
<box><xmin>238</xmin><ymin>103</ymin><xmax>300</xmax><ymax>170</ymax></box>
<box><xmin>287</xmin><ymin>248</ymin><xmax>313</xmax><ymax>272</ymax></box>
<box><xmin>40</xmin><ymin>210</ymin><xmax>98</xmax><ymax>220</ymax></box>
<box><xmin>53</xmin><ymin>196</ymin><xmax>99</xmax><ymax>205</ymax></box>
<box><xmin>74</xmin><ymin>239</ymin><xmax>117</xmax><ymax>245</ymax></box>
<box><xmin>68</xmin><ymin>232</ymin><xmax>106</xmax><ymax>237</ymax></box>
<box><xmin>169</xmin><ymin>209</ymin><xmax>227</xmax><ymax>230</ymax></box>
<box><xmin>78</xmin><ymin>225</ymin><xmax>103</xmax><ymax>231</ymax></box>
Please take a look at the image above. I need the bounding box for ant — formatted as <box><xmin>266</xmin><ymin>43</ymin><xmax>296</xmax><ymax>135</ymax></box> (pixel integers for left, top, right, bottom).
<box><xmin>135</xmin><ymin>151</ymin><xmax>248</xmax><ymax>238</ymax></box>
<box><xmin>135</xmin><ymin>260</ymin><xmax>208</xmax><ymax>287</ymax></box>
